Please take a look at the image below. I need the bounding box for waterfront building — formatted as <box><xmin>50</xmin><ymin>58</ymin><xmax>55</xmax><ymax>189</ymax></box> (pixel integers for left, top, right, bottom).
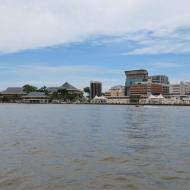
<box><xmin>90</xmin><ymin>81</ymin><xmax>102</xmax><ymax>99</ymax></box>
<box><xmin>149</xmin><ymin>75</ymin><xmax>169</xmax><ymax>84</ymax></box>
<box><xmin>125</xmin><ymin>70</ymin><xmax>169</xmax><ymax>96</ymax></box>
<box><xmin>170</xmin><ymin>84</ymin><xmax>180</xmax><ymax>95</ymax></box>
<box><xmin>22</xmin><ymin>92</ymin><xmax>51</xmax><ymax>104</ymax></box>
<box><xmin>0</xmin><ymin>87</ymin><xmax>27</xmax><ymax>102</ymax></box>
<box><xmin>150</xmin><ymin>75</ymin><xmax>170</xmax><ymax>95</ymax></box>
<box><xmin>107</xmin><ymin>96</ymin><xmax>130</xmax><ymax>104</ymax></box>
<box><xmin>125</xmin><ymin>69</ymin><xmax>148</xmax><ymax>96</ymax></box>
<box><xmin>182</xmin><ymin>97</ymin><xmax>190</xmax><ymax>104</ymax></box>
<box><xmin>109</xmin><ymin>85</ymin><xmax>125</xmax><ymax>97</ymax></box>
<box><xmin>47</xmin><ymin>82</ymin><xmax>82</xmax><ymax>95</ymax></box>
<box><xmin>127</xmin><ymin>82</ymin><xmax>169</xmax><ymax>96</ymax></box>
<box><xmin>170</xmin><ymin>81</ymin><xmax>190</xmax><ymax>95</ymax></box>
<box><xmin>91</xmin><ymin>95</ymin><xmax>107</xmax><ymax>104</ymax></box>
<box><xmin>146</xmin><ymin>94</ymin><xmax>165</xmax><ymax>104</ymax></box>
<box><xmin>104</xmin><ymin>91</ymin><xmax>111</xmax><ymax>98</ymax></box>
<box><xmin>1</xmin><ymin>87</ymin><xmax>26</xmax><ymax>96</ymax></box>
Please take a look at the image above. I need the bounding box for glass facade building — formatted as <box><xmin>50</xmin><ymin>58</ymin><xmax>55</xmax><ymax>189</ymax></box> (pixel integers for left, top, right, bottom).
<box><xmin>125</xmin><ymin>70</ymin><xmax>148</xmax><ymax>95</ymax></box>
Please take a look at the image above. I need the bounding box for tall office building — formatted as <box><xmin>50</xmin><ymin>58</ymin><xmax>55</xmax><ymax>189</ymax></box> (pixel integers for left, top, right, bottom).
<box><xmin>125</xmin><ymin>70</ymin><xmax>170</xmax><ymax>96</ymax></box>
<box><xmin>125</xmin><ymin>69</ymin><xmax>148</xmax><ymax>96</ymax></box>
<box><xmin>90</xmin><ymin>81</ymin><xmax>102</xmax><ymax>99</ymax></box>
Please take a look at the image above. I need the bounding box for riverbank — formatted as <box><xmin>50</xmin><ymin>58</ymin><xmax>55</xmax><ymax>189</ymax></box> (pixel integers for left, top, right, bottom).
<box><xmin>1</xmin><ymin>102</ymin><xmax>190</xmax><ymax>106</ymax></box>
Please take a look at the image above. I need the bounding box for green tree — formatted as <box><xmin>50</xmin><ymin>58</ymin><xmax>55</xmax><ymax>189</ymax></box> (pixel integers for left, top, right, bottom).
<box><xmin>23</xmin><ymin>84</ymin><xmax>38</xmax><ymax>93</ymax></box>
<box><xmin>51</xmin><ymin>91</ymin><xmax>58</xmax><ymax>100</ymax></box>
<box><xmin>38</xmin><ymin>86</ymin><xmax>48</xmax><ymax>95</ymax></box>
<box><xmin>57</xmin><ymin>89</ymin><xmax>68</xmax><ymax>100</ymax></box>
<box><xmin>83</xmin><ymin>87</ymin><xmax>90</xmax><ymax>94</ymax></box>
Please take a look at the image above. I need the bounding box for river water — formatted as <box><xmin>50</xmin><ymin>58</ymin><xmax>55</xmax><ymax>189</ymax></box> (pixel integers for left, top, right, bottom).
<box><xmin>0</xmin><ymin>104</ymin><xmax>190</xmax><ymax>190</ymax></box>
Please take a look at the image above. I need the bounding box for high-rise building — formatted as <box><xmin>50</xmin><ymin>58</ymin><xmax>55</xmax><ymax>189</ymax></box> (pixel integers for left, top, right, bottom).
<box><xmin>125</xmin><ymin>70</ymin><xmax>170</xmax><ymax>96</ymax></box>
<box><xmin>90</xmin><ymin>81</ymin><xmax>102</xmax><ymax>99</ymax></box>
<box><xmin>125</xmin><ymin>69</ymin><xmax>148</xmax><ymax>96</ymax></box>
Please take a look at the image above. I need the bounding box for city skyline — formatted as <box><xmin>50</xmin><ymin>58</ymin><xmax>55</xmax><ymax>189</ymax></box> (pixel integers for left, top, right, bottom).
<box><xmin>0</xmin><ymin>1</ymin><xmax>190</xmax><ymax>90</ymax></box>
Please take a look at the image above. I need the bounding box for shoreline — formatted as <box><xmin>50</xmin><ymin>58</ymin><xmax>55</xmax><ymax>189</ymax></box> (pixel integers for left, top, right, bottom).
<box><xmin>0</xmin><ymin>102</ymin><xmax>190</xmax><ymax>106</ymax></box>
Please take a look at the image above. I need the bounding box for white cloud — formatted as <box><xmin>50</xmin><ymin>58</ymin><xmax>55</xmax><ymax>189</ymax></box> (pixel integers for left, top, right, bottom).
<box><xmin>0</xmin><ymin>0</ymin><xmax>190</xmax><ymax>53</ymax></box>
<box><xmin>126</xmin><ymin>28</ymin><xmax>190</xmax><ymax>55</ymax></box>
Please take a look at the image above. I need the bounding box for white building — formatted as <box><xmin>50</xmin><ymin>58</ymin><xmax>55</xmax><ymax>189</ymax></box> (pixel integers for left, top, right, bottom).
<box><xmin>91</xmin><ymin>96</ymin><xmax>107</xmax><ymax>103</ymax></box>
<box><xmin>146</xmin><ymin>94</ymin><xmax>165</xmax><ymax>104</ymax></box>
<box><xmin>170</xmin><ymin>81</ymin><xmax>190</xmax><ymax>95</ymax></box>
<box><xmin>182</xmin><ymin>97</ymin><xmax>190</xmax><ymax>104</ymax></box>
<box><xmin>107</xmin><ymin>96</ymin><xmax>130</xmax><ymax>104</ymax></box>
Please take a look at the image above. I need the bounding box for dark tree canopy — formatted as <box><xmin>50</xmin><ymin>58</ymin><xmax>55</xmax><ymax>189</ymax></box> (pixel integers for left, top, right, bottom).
<box><xmin>23</xmin><ymin>84</ymin><xmax>38</xmax><ymax>93</ymax></box>
<box><xmin>38</xmin><ymin>86</ymin><xmax>48</xmax><ymax>94</ymax></box>
<box><xmin>83</xmin><ymin>87</ymin><xmax>90</xmax><ymax>94</ymax></box>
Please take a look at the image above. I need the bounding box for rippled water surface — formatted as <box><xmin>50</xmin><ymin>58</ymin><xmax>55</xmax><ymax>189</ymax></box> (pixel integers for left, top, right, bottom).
<box><xmin>0</xmin><ymin>104</ymin><xmax>190</xmax><ymax>190</ymax></box>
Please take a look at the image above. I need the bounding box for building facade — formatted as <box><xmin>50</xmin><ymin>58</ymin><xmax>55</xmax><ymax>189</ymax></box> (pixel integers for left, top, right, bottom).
<box><xmin>0</xmin><ymin>87</ymin><xmax>27</xmax><ymax>102</ymax></box>
<box><xmin>22</xmin><ymin>92</ymin><xmax>51</xmax><ymax>103</ymax></box>
<box><xmin>150</xmin><ymin>75</ymin><xmax>170</xmax><ymax>95</ymax></box>
<box><xmin>47</xmin><ymin>82</ymin><xmax>82</xmax><ymax>95</ymax></box>
<box><xmin>90</xmin><ymin>81</ymin><xmax>102</xmax><ymax>99</ymax></box>
<box><xmin>125</xmin><ymin>69</ymin><xmax>148</xmax><ymax>96</ymax></box>
<box><xmin>109</xmin><ymin>85</ymin><xmax>125</xmax><ymax>97</ymax></box>
<box><xmin>128</xmin><ymin>82</ymin><xmax>167</xmax><ymax>96</ymax></box>
<box><xmin>170</xmin><ymin>81</ymin><xmax>190</xmax><ymax>95</ymax></box>
<box><xmin>125</xmin><ymin>70</ymin><xmax>170</xmax><ymax>96</ymax></box>
<box><xmin>149</xmin><ymin>75</ymin><xmax>169</xmax><ymax>84</ymax></box>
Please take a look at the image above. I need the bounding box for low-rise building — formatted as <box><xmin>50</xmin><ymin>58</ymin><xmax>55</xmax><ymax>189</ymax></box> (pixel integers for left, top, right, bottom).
<box><xmin>182</xmin><ymin>97</ymin><xmax>190</xmax><ymax>104</ymax></box>
<box><xmin>47</xmin><ymin>82</ymin><xmax>82</xmax><ymax>95</ymax></box>
<box><xmin>146</xmin><ymin>94</ymin><xmax>165</xmax><ymax>104</ymax></box>
<box><xmin>0</xmin><ymin>87</ymin><xmax>27</xmax><ymax>102</ymax></box>
<box><xmin>22</xmin><ymin>92</ymin><xmax>51</xmax><ymax>103</ymax></box>
<box><xmin>170</xmin><ymin>81</ymin><xmax>190</xmax><ymax>95</ymax></box>
<box><xmin>104</xmin><ymin>91</ymin><xmax>111</xmax><ymax>98</ymax></box>
<box><xmin>107</xmin><ymin>96</ymin><xmax>130</xmax><ymax>104</ymax></box>
<box><xmin>91</xmin><ymin>95</ymin><xmax>107</xmax><ymax>104</ymax></box>
<box><xmin>109</xmin><ymin>85</ymin><xmax>125</xmax><ymax>97</ymax></box>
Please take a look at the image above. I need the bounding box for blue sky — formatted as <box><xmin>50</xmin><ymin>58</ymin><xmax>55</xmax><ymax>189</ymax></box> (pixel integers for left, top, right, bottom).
<box><xmin>0</xmin><ymin>0</ymin><xmax>190</xmax><ymax>91</ymax></box>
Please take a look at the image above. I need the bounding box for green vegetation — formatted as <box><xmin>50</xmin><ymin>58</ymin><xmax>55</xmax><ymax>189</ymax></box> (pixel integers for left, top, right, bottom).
<box><xmin>38</xmin><ymin>86</ymin><xmax>48</xmax><ymax>95</ymax></box>
<box><xmin>0</xmin><ymin>84</ymin><xmax>84</xmax><ymax>103</ymax></box>
<box><xmin>23</xmin><ymin>84</ymin><xmax>38</xmax><ymax>93</ymax></box>
<box><xmin>51</xmin><ymin>89</ymin><xmax>83</xmax><ymax>102</ymax></box>
<box><xmin>83</xmin><ymin>87</ymin><xmax>90</xmax><ymax>94</ymax></box>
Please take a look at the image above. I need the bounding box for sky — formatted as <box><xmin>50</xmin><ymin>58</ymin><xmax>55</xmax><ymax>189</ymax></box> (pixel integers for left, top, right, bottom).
<box><xmin>0</xmin><ymin>0</ymin><xmax>190</xmax><ymax>91</ymax></box>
